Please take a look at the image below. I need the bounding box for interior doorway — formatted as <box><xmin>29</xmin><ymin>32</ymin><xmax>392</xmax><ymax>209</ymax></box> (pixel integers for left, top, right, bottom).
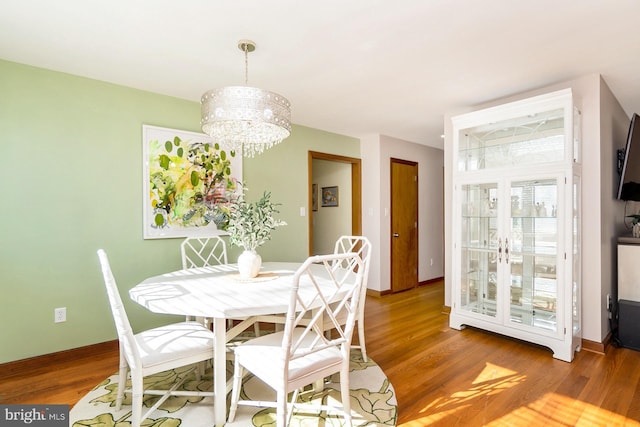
<box><xmin>390</xmin><ymin>158</ymin><xmax>418</xmax><ymax>292</ymax></box>
<box><xmin>308</xmin><ymin>151</ymin><xmax>362</xmax><ymax>256</ymax></box>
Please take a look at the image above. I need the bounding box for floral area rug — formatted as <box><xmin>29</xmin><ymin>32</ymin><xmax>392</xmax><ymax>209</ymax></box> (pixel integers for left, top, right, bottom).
<box><xmin>70</xmin><ymin>350</ymin><xmax>397</xmax><ymax>426</ymax></box>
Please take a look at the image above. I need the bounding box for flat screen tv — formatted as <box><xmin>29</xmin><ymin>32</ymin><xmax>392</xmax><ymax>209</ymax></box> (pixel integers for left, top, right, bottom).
<box><xmin>617</xmin><ymin>113</ymin><xmax>640</xmax><ymax>201</ymax></box>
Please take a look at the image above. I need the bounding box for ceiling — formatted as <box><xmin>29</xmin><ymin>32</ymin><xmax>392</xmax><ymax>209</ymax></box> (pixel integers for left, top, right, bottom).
<box><xmin>2</xmin><ymin>0</ymin><xmax>640</xmax><ymax>150</ymax></box>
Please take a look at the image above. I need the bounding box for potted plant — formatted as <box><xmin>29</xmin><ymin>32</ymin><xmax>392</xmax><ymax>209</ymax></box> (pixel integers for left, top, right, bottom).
<box><xmin>227</xmin><ymin>191</ymin><xmax>287</xmax><ymax>278</ymax></box>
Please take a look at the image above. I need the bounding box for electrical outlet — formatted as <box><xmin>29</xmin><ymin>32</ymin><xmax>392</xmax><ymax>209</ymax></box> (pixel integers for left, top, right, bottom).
<box><xmin>430</xmin><ymin>258</ymin><xmax>434</xmax><ymax>266</ymax></box>
<box><xmin>606</xmin><ymin>294</ymin><xmax>612</xmax><ymax>311</ymax></box>
<box><xmin>54</xmin><ymin>307</ymin><xmax>66</xmax><ymax>323</ymax></box>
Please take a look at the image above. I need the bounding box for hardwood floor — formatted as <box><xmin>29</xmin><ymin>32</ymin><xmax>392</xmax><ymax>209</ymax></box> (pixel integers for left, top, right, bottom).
<box><xmin>365</xmin><ymin>282</ymin><xmax>640</xmax><ymax>426</ymax></box>
<box><xmin>2</xmin><ymin>281</ymin><xmax>640</xmax><ymax>426</ymax></box>
<box><xmin>0</xmin><ymin>340</ymin><xmax>119</xmax><ymax>406</ymax></box>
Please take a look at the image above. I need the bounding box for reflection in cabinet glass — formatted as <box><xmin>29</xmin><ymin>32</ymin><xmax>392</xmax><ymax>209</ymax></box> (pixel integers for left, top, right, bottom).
<box><xmin>509</xmin><ymin>178</ymin><xmax>558</xmax><ymax>331</ymax></box>
<box><xmin>460</xmin><ymin>183</ymin><xmax>498</xmax><ymax>317</ymax></box>
<box><xmin>450</xmin><ymin>88</ymin><xmax>581</xmax><ymax>362</ymax></box>
<box><xmin>458</xmin><ymin>108</ymin><xmax>565</xmax><ymax>172</ymax></box>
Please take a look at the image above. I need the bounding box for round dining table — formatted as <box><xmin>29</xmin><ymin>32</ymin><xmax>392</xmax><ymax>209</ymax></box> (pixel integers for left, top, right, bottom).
<box><xmin>129</xmin><ymin>261</ymin><xmax>336</xmax><ymax>426</ymax></box>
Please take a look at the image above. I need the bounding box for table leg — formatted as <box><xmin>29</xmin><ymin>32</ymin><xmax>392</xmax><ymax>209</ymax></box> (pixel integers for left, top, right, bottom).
<box><xmin>213</xmin><ymin>317</ymin><xmax>227</xmax><ymax>426</ymax></box>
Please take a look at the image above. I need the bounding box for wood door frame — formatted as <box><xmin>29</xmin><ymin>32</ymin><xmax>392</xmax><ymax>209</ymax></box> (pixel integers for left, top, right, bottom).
<box><xmin>308</xmin><ymin>151</ymin><xmax>362</xmax><ymax>256</ymax></box>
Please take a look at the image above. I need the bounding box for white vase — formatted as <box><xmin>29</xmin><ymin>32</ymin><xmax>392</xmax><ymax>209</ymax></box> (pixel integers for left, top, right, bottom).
<box><xmin>237</xmin><ymin>250</ymin><xmax>262</xmax><ymax>279</ymax></box>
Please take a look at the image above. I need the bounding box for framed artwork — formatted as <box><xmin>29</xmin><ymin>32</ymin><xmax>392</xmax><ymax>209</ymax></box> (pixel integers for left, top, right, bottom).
<box><xmin>312</xmin><ymin>183</ymin><xmax>318</xmax><ymax>211</ymax></box>
<box><xmin>142</xmin><ymin>125</ymin><xmax>242</xmax><ymax>239</ymax></box>
<box><xmin>321</xmin><ymin>186</ymin><xmax>339</xmax><ymax>207</ymax></box>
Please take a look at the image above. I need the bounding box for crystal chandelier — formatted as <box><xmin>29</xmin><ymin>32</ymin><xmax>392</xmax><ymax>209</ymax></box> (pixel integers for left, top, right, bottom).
<box><xmin>201</xmin><ymin>40</ymin><xmax>292</xmax><ymax>158</ymax></box>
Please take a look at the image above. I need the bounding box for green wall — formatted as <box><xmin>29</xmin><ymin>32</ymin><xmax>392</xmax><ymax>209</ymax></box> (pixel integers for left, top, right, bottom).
<box><xmin>0</xmin><ymin>59</ymin><xmax>359</xmax><ymax>364</ymax></box>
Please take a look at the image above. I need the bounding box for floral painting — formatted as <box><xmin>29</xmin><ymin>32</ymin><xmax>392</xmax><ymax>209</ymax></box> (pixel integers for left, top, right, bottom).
<box><xmin>142</xmin><ymin>125</ymin><xmax>242</xmax><ymax>239</ymax></box>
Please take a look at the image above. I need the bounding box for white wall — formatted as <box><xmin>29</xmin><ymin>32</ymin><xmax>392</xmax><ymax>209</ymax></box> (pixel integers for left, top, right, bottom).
<box><xmin>361</xmin><ymin>134</ymin><xmax>444</xmax><ymax>292</ymax></box>
<box><xmin>311</xmin><ymin>159</ymin><xmax>352</xmax><ymax>254</ymax></box>
<box><xmin>444</xmin><ymin>73</ymin><xmax>629</xmax><ymax>343</ymax></box>
<box><xmin>601</xmin><ymin>77</ymin><xmax>635</xmax><ymax>338</ymax></box>
<box><xmin>361</xmin><ymin>135</ymin><xmax>383</xmax><ymax>291</ymax></box>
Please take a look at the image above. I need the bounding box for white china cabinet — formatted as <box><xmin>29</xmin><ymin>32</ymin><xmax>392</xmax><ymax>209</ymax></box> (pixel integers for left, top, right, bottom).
<box><xmin>449</xmin><ymin>89</ymin><xmax>582</xmax><ymax>362</ymax></box>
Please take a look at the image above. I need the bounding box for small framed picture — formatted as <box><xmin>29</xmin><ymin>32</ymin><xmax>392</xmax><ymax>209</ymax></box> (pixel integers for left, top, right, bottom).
<box><xmin>321</xmin><ymin>186</ymin><xmax>339</xmax><ymax>207</ymax></box>
<box><xmin>312</xmin><ymin>183</ymin><xmax>318</xmax><ymax>211</ymax></box>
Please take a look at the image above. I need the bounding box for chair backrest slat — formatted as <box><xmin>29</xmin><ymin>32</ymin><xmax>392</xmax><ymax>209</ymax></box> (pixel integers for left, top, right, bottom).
<box><xmin>333</xmin><ymin>235</ymin><xmax>371</xmax><ymax>282</ymax></box>
<box><xmin>180</xmin><ymin>236</ymin><xmax>228</xmax><ymax>269</ymax></box>
<box><xmin>283</xmin><ymin>252</ymin><xmax>364</xmax><ymax>365</ymax></box>
<box><xmin>333</xmin><ymin>235</ymin><xmax>372</xmax><ymax>316</ymax></box>
<box><xmin>97</xmin><ymin>249</ymin><xmax>142</xmax><ymax>369</ymax></box>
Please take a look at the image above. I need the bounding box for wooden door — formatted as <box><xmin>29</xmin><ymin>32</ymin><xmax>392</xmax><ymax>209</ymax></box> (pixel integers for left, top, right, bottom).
<box><xmin>391</xmin><ymin>158</ymin><xmax>418</xmax><ymax>292</ymax></box>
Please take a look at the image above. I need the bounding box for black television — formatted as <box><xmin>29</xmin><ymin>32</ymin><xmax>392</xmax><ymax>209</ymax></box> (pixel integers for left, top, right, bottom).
<box><xmin>617</xmin><ymin>113</ymin><xmax>640</xmax><ymax>201</ymax></box>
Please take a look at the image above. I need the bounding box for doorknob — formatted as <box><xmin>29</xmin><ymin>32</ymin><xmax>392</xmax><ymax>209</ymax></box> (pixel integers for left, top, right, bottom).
<box><xmin>392</xmin><ymin>233</ymin><xmax>399</xmax><ymax>237</ymax></box>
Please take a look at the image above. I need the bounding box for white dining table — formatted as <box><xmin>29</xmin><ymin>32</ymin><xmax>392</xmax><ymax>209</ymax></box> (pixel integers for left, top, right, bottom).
<box><xmin>129</xmin><ymin>261</ymin><xmax>336</xmax><ymax>426</ymax></box>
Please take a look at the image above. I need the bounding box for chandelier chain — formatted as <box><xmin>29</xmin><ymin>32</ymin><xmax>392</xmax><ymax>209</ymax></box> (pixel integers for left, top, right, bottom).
<box><xmin>243</xmin><ymin>44</ymin><xmax>249</xmax><ymax>86</ymax></box>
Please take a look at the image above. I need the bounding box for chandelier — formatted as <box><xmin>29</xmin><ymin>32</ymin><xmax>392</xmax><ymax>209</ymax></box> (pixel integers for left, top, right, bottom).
<box><xmin>201</xmin><ymin>40</ymin><xmax>292</xmax><ymax>158</ymax></box>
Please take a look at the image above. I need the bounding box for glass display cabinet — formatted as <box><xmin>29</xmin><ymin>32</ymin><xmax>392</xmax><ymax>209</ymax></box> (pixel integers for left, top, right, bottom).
<box><xmin>450</xmin><ymin>89</ymin><xmax>582</xmax><ymax>362</ymax></box>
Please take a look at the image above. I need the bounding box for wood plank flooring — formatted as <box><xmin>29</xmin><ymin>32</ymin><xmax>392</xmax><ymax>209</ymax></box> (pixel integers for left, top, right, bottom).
<box><xmin>2</xmin><ymin>281</ymin><xmax>640</xmax><ymax>426</ymax></box>
<box><xmin>365</xmin><ymin>282</ymin><xmax>640</xmax><ymax>426</ymax></box>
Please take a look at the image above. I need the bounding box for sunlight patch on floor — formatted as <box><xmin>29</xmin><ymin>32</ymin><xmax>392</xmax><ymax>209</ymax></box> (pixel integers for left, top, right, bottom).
<box><xmin>487</xmin><ymin>392</ymin><xmax>640</xmax><ymax>426</ymax></box>
<box><xmin>399</xmin><ymin>362</ymin><xmax>526</xmax><ymax>425</ymax></box>
<box><xmin>399</xmin><ymin>360</ymin><xmax>640</xmax><ymax>427</ymax></box>
<box><xmin>471</xmin><ymin>362</ymin><xmax>519</xmax><ymax>385</ymax></box>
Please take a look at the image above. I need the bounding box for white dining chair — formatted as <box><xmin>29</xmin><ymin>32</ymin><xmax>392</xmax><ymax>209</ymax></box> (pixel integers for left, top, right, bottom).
<box><xmin>228</xmin><ymin>252</ymin><xmax>365</xmax><ymax>427</ymax></box>
<box><xmin>333</xmin><ymin>235</ymin><xmax>372</xmax><ymax>362</ymax></box>
<box><xmin>97</xmin><ymin>249</ymin><xmax>215</xmax><ymax>427</ymax></box>
<box><xmin>180</xmin><ymin>236</ymin><xmax>226</xmax><ymax>326</ymax></box>
<box><xmin>256</xmin><ymin>235</ymin><xmax>372</xmax><ymax>361</ymax></box>
<box><xmin>180</xmin><ymin>235</ymin><xmax>261</xmax><ymax>337</ymax></box>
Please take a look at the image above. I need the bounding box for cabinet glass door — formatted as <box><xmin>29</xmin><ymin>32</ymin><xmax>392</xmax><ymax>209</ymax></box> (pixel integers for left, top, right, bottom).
<box><xmin>508</xmin><ymin>178</ymin><xmax>559</xmax><ymax>331</ymax></box>
<box><xmin>457</xmin><ymin>108</ymin><xmax>565</xmax><ymax>172</ymax></box>
<box><xmin>459</xmin><ymin>182</ymin><xmax>499</xmax><ymax>317</ymax></box>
